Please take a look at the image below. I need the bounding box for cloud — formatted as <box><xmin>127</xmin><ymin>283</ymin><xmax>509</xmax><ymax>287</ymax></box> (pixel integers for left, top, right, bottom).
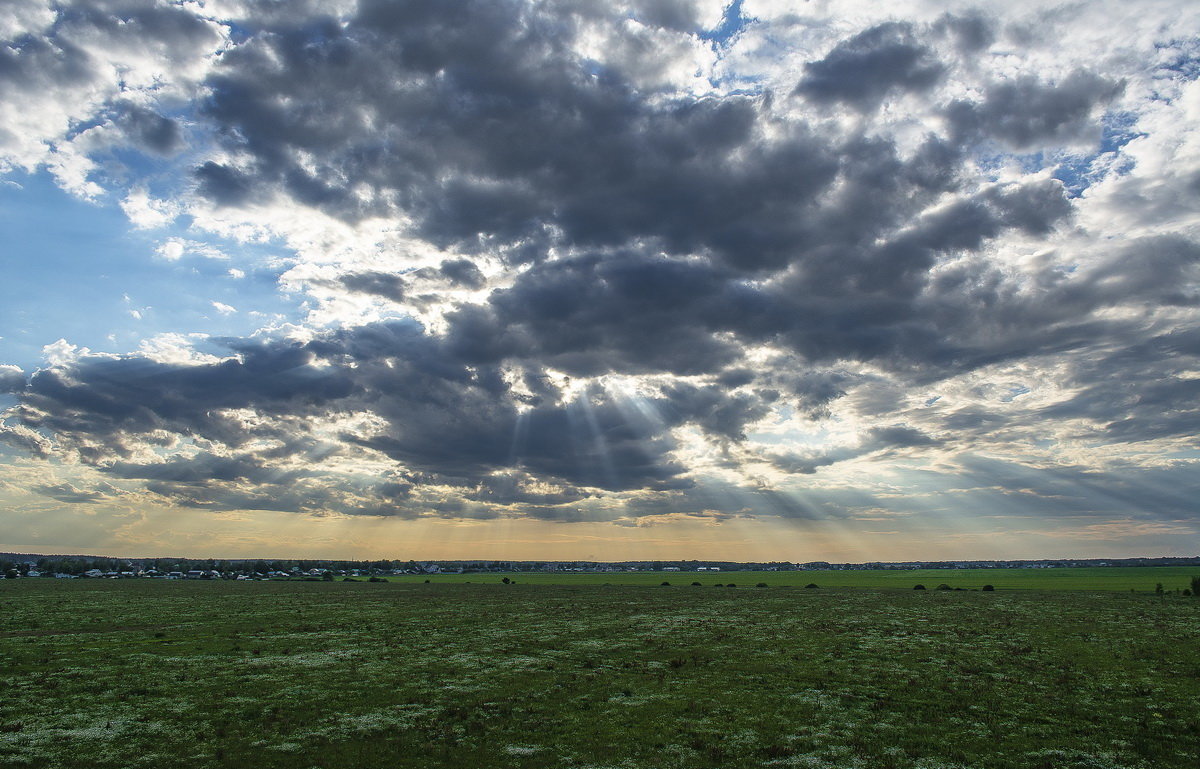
<box><xmin>794</xmin><ymin>22</ymin><xmax>945</xmax><ymax>112</ymax></box>
<box><xmin>32</xmin><ymin>481</ymin><xmax>109</xmax><ymax>504</ymax></box>
<box><xmin>0</xmin><ymin>365</ymin><xmax>25</xmax><ymax>393</ymax></box>
<box><xmin>2</xmin><ymin>0</ymin><xmax>1200</xmax><ymax>542</ymax></box>
<box><xmin>947</xmin><ymin>70</ymin><xmax>1125</xmax><ymax>151</ymax></box>
<box><xmin>0</xmin><ymin>0</ymin><xmax>224</xmax><ymax>179</ymax></box>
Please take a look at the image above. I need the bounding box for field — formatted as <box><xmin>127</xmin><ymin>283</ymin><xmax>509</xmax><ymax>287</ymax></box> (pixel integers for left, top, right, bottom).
<box><xmin>2</xmin><ymin>576</ymin><xmax>1199</xmax><ymax>769</ymax></box>
<box><xmin>399</xmin><ymin>566</ymin><xmax>1200</xmax><ymax>591</ymax></box>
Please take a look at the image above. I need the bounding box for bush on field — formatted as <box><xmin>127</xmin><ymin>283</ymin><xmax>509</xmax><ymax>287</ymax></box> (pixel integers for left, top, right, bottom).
<box><xmin>936</xmin><ymin>583</ymin><xmax>952</xmax><ymax>591</ymax></box>
<box><xmin>1191</xmin><ymin>576</ymin><xmax>1200</xmax><ymax>594</ymax></box>
<box><xmin>982</xmin><ymin>584</ymin><xmax>995</xmax><ymax>591</ymax></box>
<box><xmin>368</xmin><ymin>576</ymin><xmax>388</xmax><ymax>583</ymax></box>
<box><xmin>805</xmin><ymin>583</ymin><xmax>819</xmax><ymax>589</ymax></box>
<box><xmin>691</xmin><ymin>581</ymin><xmax>702</xmax><ymax>586</ymax></box>
<box><xmin>914</xmin><ymin>584</ymin><xmax>926</xmax><ymax>590</ymax></box>
<box><xmin>661</xmin><ymin>581</ymin><xmax>671</xmax><ymax>586</ymax></box>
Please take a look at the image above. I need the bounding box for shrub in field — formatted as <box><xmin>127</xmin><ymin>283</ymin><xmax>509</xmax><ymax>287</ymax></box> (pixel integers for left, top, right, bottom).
<box><xmin>368</xmin><ymin>576</ymin><xmax>388</xmax><ymax>583</ymax></box>
<box><xmin>661</xmin><ymin>581</ymin><xmax>671</xmax><ymax>586</ymax></box>
<box><xmin>714</xmin><ymin>583</ymin><xmax>724</xmax><ymax>587</ymax></box>
<box><xmin>502</xmin><ymin>577</ymin><xmax>511</xmax><ymax>584</ymax></box>
<box><xmin>936</xmin><ymin>583</ymin><xmax>951</xmax><ymax>591</ymax></box>
<box><xmin>756</xmin><ymin>582</ymin><xmax>768</xmax><ymax>588</ymax></box>
<box><xmin>914</xmin><ymin>584</ymin><xmax>926</xmax><ymax>590</ymax></box>
<box><xmin>691</xmin><ymin>581</ymin><xmax>702</xmax><ymax>586</ymax></box>
<box><xmin>1191</xmin><ymin>576</ymin><xmax>1200</xmax><ymax>594</ymax></box>
<box><xmin>805</xmin><ymin>583</ymin><xmax>819</xmax><ymax>589</ymax></box>
<box><xmin>726</xmin><ymin>583</ymin><xmax>736</xmax><ymax>587</ymax></box>
<box><xmin>982</xmin><ymin>584</ymin><xmax>995</xmax><ymax>591</ymax></box>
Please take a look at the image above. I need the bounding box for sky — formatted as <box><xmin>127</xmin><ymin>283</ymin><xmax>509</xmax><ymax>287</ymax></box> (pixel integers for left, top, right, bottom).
<box><xmin>2</xmin><ymin>0</ymin><xmax>1200</xmax><ymax>562</ymax></box>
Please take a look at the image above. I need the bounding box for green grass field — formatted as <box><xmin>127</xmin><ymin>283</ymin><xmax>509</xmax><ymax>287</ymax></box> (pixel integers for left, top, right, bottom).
<box><xmin>400</xmin><ymin>565</ymin><xmax>1200</xmax><ymax>591</ymax></box>
<box><xmin>2</xmin><ymin>576</ymin><xmax>1199</xmax><ymax>768</ymax></box>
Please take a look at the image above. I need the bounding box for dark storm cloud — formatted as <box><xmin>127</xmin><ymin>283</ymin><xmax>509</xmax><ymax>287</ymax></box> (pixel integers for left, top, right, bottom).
<box><xmin>458</xmin><ymin>252</ymin><xmax>745</xmax><ymax>375</ymax></box>
<box><xmin>794</xmin><ymin>22</ymin><xmax>945</xmax><ymax>111</ymax></box>
<box><xmin>338</xmin><ymin>271</ymin><xmax>408</xmax><ymax>302</ymax></box>
<box><xmin>113</xmin><ymin>102</ymin><xmax>183</xmax><ymax>155</ymax></box>
<box><xmin>354</xmin><ymin>376</ymin><xmax>695</xmax><ymax>493</ymax></box>
<box><xmin>770</xmin><ymin>369</ymin><xmax>859</xmax><ymax>418</ymax></box>
<box><xmin>947</xmin><ymin>70</ymin><xmax>1124</xmax><ymax>150</ymax></box>
<box><xmin>194</xmin><ymin>161</ymin><xmax>255</xmax><ymax>206</ymax></box>
<box><xmin>194</xmin><ymin>0</ymin><xmax>853</xmax><ymax>271</ymax></box>
<box><xmin>32</xmin><ymin>482</ymin><xmax>108</xmax><ymax>504</ymax></box>
<box><xmin>0</xmin><ymin>367</ymin><xmax>25</xmax><ymax>393</ymax></box>
<box><xmin>187</xmin><ymin>0</ymin><xmax>1130</xmax><ymax>395</ymax></box>
<box><xmin>438</xmin><ymin>259</ymin><xmax>486</xmax><ymax>290</ymax></box>
<box><xmin>335</xmin><ymin>261</ymin><xmax>484</xmax><ymax>304</ymax></box>
<box><xmin>8</xmin><ymin>341</ymin><xmax>355</xmax><ymax>461</ymax></box>
<box><xmin>1</xmin><ymin>321</ymin><xmax>709</xmax><ymax>511</ymax></box>
<box><xmin>449</xmin><ymin>175</ymin><xmax>1072</xmax><ymax>380</ymax></box>
<box><xmin>660</xmin><ymin>383</ymin><xmax>770</xmax><ymax>441</ymax></box>
<box><xmin>932</xmin><ymin>11</ymin><xmax>996</xmax><ymax>53</ymax></box>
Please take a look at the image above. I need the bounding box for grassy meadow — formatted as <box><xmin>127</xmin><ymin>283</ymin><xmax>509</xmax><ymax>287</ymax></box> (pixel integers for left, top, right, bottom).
<box><xmin>2</xmin><ymin>575</ymin><xmax>1199</xmax><ymax>768</ymax></box>
<box><xmin>400</xmin><ymin>566</ymin><xmax>1200</xmax><ymax>591</ymax></box>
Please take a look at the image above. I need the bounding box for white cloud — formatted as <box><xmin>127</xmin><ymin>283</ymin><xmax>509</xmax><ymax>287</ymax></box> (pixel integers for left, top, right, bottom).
<box><xmin>121</xmin><ymin>188</ymin><xmax>179</xmax><ymax>230</ymax></box>
<box><xmin>155</xmin><ymin>237</ymin><xmax>228</xmax><ymax>262</ymax></box>
<box><xmin>41</xmin><ymin>339</ymin><xmax>87</xmax><ymax>366</ymax></box>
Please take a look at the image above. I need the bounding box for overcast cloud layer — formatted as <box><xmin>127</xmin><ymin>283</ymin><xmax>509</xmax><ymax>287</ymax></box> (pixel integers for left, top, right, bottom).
<box><xmin>2</xmin><ymin>0</ymin><xmax>1200</xmax><ymax>558</ymax></box>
